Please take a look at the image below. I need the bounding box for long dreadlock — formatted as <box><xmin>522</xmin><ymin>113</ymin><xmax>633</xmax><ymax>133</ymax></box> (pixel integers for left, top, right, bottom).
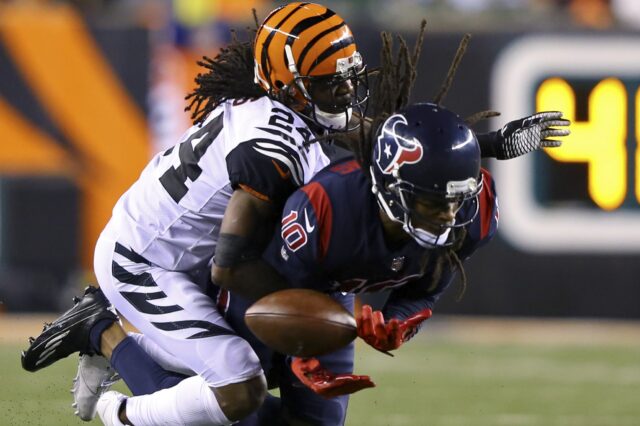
<box><xmin>343</xmin><ymin>24</ymin><xmax>422</xmax><ymax>175</ymax></box>
<box><xmin>185</xmin><ymin>11</ymin><xmax>267</xmax><ymax>125</ymax></box>
<box><xmin>351</xmin><ymin>21</ymin><xmax>500</xmax><ymax>300</ymax></box>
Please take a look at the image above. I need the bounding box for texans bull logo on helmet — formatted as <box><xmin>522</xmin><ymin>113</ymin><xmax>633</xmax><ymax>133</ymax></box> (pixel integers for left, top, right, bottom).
<box><xmin>375</xmin><ymin>114</ymin><xmax>424</xmax><ymax>175</ymax></box>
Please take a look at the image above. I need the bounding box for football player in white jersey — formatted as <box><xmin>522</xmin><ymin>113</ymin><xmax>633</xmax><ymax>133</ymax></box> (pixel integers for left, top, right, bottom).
<box><xmin>22</xmin><ymin>3</ymin><xmax>370</xmax><ymax>425</ymax></box>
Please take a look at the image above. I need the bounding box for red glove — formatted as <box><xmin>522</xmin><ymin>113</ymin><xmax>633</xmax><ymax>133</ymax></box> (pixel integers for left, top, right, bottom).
<box><xmin>357</xmin><ymin>305</ymin><xmax>432</xmax><ymax>353</ymax></box>
<box><xmin>291</xmin><ymin>357</ymin><xmax>375</xmax><ymax>399</ymax></box>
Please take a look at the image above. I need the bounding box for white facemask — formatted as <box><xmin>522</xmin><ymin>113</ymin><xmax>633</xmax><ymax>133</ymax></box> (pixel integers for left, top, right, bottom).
<box><xmin>313</xmin><ymin>106</ymin><xmax>353</xmax><ymax>130</ymax></box>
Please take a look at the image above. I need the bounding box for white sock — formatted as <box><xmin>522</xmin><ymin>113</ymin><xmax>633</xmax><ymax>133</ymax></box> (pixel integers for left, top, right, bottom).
<box><xmin>128</xmin><ymin>332</ymin><xmax>194</xmax><ymax>376</ymax></box>
<box><xmin>125</xmin><ymin>375</ymin><xmax>233</xmax><ymax>425</ymax></box>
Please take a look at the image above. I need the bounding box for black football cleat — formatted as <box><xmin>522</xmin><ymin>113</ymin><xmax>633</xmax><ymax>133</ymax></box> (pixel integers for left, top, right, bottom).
<box><xmin>21</xmin><ymin>286</ymin><xmax>118</xmax><ymax>372</ymax></box>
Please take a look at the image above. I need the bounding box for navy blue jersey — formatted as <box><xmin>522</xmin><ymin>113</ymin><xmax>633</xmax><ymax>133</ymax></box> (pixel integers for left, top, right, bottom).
<box><xmin>263</xmin><ymin>158</ymin><xmax>499</xmax><ymax>320</ymax></box>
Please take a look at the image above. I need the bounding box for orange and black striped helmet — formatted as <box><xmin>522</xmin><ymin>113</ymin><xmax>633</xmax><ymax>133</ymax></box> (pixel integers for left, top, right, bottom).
<box><xmin>254</xmin><ymin>2</ymin><xmax>365</xmax><ymax>105</ymax></box>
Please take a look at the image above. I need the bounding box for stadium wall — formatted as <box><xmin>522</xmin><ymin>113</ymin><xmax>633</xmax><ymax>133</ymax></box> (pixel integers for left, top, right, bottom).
<box><xmin>0</xmin><ymin>4</ymin><xmax>637</xmax><ymax>318</ymax></box>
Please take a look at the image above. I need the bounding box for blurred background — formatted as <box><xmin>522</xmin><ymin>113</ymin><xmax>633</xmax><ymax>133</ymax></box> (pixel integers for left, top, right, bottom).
<box><xmin>0</xmin><ymin>0</ymin><xmax>639</xmax><ymax>321</ymax></box>
<box><xmin>2</xmin><ymin>1</ymin><xmax>640</xmax><ymax>425</ymax></box>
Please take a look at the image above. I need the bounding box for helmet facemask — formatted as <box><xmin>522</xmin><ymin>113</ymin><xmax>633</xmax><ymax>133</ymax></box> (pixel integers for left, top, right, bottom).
<box><xmin>372</xmin><ymin>166</ymin><xmax>483</xmax><ymax>248</ymax></box>
<box><xmin>283</xmin><ymin>46</ymin><xmax>369</xmax><ymax>131</ymax></box>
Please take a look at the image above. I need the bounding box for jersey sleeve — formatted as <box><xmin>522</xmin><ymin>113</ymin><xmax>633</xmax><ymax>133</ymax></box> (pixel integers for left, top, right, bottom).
<box><xmin>224</xmin><ymin>98</ymin><xmax>319</xmax><ymax>206</ymax></box>
<box><xmin>262</xmin><ymin>181</ymin><xmax>334</xmax><ymax>290</ymax></box>
<box><xmin>226</xmin><ymin>142</ymin><xmax>299</xmax><ymax>206</ymax></box>
<box><xmin>381</xmin><ymin>261</ymin><xmax>455</xmax><ymax>321</ymax></box>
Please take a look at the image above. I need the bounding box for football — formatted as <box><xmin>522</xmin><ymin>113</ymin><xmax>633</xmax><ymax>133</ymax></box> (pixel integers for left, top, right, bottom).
<box><xmin>245</xmin><ymin>289</ymin><xmax>357</xmax><ymax>357</ymax></box>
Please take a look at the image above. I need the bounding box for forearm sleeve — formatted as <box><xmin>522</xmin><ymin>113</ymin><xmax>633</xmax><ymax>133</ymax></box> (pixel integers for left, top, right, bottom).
<box><xmin>477</xmin><ymin>131</ymin><xmax>499</xmax><ymax>158</ymax></box>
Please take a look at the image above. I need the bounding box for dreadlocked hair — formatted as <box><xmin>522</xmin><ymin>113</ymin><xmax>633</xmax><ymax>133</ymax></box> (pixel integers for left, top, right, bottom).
<box><xmin>418</xmin><ymin>228</ymin><xmax>469</xmax><ymax>301</ymax></box>
<box><xmin>348</xmin><ymin>19</ymin><xmax>427</xmax><ymax>173</ymax></box>
<box><xmin>433</xmin><ymin>34</ymin><xmax>502</xmax><ymax>128</ymax></box>
<box><xmin>185</xmin><ymin>11</ymin><xmax>267</xmax><ymax>125</ymax></box>
<box><xmin>465</xmin><ymin>110</ymin><xmax>500</xmax><ymax>126</ymax></box>
<box><xmin>347</xmin><ymin>21</ymin><xmax>488</xmax><ymax>300</ymax></box>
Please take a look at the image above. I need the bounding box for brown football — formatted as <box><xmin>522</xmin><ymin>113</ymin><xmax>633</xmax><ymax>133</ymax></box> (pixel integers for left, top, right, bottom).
<box><xmin>245</xmin><ymin>289</ymin><xmax>356</xmax><ymax>357</ymax></box>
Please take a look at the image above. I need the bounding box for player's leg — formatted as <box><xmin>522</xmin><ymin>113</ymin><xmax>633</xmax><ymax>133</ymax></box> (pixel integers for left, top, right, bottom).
<box><xmin>228</xmin><ymin>291</ymin><xmax>355</xmax><ymax>425</ymax></box>
<box><xmin>216</xmin><ymin>289</ymin><xmax>285</xmax><ymax>426</ymax></box>
<box><xmin>22</xmin><ymin>235</ymin><xmax>208</xmax><ymax>420</ymax></box>
<box><xmin>214</xmin><ymin>288</ymin><xmax>279</xmax><ymax>375</ymax></box>
<box><xmin>127</xmin><ymin>332</ymin><xmax>194</xmax><ymax>376</ymax></box>
<box><xmin>68</xmin><ymin>236</ymin><xmax>200</xmax><ymax>420</ymax></box>
<box><xmin>20</xmin><ymin>282</ymin><xmax>188</xmax><ymax>420</ymax></box>
<box><xmin>102</xmin><ymin>374</ymin><xmax>267</xmax><ymax>426</ymax></box>
<box><xmin>95</xmin><ymin>238</ymin><xmax>266</xmax><ymax>424</ymax></box>
<box><xmin>75</xmin><ymin>330</ymin><xmax>194</xmax><ymax>422</ymax></box>
<box><xmin>275</xmin><ymin>293</ymin><xmax>355</xmax><ymax>426</ymax></box>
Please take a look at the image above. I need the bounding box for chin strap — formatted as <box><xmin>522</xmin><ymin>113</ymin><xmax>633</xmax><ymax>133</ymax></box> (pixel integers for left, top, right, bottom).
<box><xmin>402</xmin><ymin>222</ymin><xmax>451</xmax><ymax>248</ymax></box>
<box><xmin>285</xmin><ymin>44</ymin><xmax>352</xmax><ymax>132</ymax></box>
<box><xmin>313</xmin><ymin>105</ymin><xmax>353</xmax><ymax>131</ymax></box>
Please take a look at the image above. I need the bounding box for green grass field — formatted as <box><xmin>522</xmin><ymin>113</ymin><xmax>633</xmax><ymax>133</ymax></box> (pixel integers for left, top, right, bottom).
<box><xmin>3</xmin><ymin>318</ymin><xmax>640</xmax><ymax>426</ymax></box>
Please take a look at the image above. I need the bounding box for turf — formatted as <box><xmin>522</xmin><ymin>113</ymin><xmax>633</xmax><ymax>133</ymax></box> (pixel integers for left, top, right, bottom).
<box><xmin>0</xmin><ymin>345</ymin><xmax>128</xmax><ymax>426</ymax></box>
<box><xmin>3</xmin><ymin>335</ymin><xmax>639</xmax><ymax>425</ymax></box>
<box><xmin>348</xmin><ymin>339</ymin><xmax>640</xmax><ymax>426</ymax></box>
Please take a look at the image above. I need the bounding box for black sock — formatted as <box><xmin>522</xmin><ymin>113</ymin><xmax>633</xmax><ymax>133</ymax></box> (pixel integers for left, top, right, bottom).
<box><xmin>88</xmin><ymin>318</ymin><xmax>116</xmax><ymax>355</ymax></box>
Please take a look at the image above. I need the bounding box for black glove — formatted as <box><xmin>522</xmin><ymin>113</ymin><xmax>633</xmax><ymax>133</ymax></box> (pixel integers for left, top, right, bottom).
<box><xmin>479</xmin><ymin>111</ymin><xmax>570</xmax><ymax>160</ymax></box>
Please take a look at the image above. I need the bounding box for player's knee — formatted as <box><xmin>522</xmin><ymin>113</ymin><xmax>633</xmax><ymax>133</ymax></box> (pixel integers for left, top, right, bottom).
<box><xmin>212</xmin><ymin>374</ymin><xmax>267</xmax><ymax>421</ymax></box>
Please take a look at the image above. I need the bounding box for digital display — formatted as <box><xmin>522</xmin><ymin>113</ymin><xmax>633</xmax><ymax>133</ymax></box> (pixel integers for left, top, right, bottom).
<box><xmin>537</xmin><ymin>77</ymin><xmax>630</xmax><ymax>211</ymax></box>
<box><xmin>491</xmin><ymin>35</ymin><xmax>640</xmax><ymax>253</ymax></box>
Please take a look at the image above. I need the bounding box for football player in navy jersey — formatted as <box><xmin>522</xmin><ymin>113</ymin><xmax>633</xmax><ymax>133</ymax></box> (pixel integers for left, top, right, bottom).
<box><xmin>20</xmin><ymin>3</ymin><xmax>569</xmax><ymax>426</ymax></box>
<box><xmin>215</xmin><ymin>29</ymin><xmax>567</xmax><ymax>425</ymax></box>
<box><xmin>217</xmin><ymin>102</ymin><xmax>499</xmax><ymax>425</ymax></box>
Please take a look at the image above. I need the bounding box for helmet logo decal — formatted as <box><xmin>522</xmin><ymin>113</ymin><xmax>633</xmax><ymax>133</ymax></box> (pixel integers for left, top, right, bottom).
<box><xmin>376</xmin><ymin>114</ymin><xmax>424</xmax><ymax>174</ymax></box>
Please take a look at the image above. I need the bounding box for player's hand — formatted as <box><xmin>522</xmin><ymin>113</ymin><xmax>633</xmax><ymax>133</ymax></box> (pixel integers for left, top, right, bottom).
<box><xmin>291</xmin><ymin>357</ymin><xmax>375</xmax><ymax>398</ymax></box>
<box><xmin>495</xmin><ymin>111</ymin><xmax>570</xmax><ymax>160</ymax></box>
<box><xmin>356</xmin><ymin>305</ymin><xmax>432</xmax><ymax>353</ymax></box>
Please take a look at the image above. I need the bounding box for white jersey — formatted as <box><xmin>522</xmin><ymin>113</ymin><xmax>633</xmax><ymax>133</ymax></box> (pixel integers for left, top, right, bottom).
<box><xmin>104</xmin><ymin>97</ymin><xmax>331</xmax><ymax>271</ymax></box>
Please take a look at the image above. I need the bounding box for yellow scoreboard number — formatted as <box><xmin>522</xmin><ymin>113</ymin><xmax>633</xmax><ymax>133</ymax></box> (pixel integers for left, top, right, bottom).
<box><xmin>491</xmin><ymin>35</ymin><xmax>640</xmax><ymax>253</ymax></box>
<box><xmin>537</xmin><ymin>77</ymin><xmax>629</xmax><ymax>211</ymax></box>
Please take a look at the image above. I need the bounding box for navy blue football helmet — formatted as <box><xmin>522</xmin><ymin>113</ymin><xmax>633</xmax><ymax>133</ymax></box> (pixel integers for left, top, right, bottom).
<box><xmin>370</xmin><ymin>103</ymin><xmax>483</xmax><ymax>247</ymax></box>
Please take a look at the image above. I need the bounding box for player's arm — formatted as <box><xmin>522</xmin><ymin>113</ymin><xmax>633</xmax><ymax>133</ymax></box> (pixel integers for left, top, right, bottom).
<box><xmin>261</xmin><ymin>182</ymin><xmax>333</xmax><ymax>289</ymax></box>
<box><xmin>263</xmin><ymin>186</ymin><xmax>377</xmax><ymax>398</ymax></box>
<box><xmin>211</xmin><ymin>136</ymin><xmax>302</xmax><ymax>301</ymax></box>
<box><xmin>357</xmin><ymin>258</ymin><xmax>467</xmax><ymax>354</ymax></box>
<box><xmin>211</xmin><ymin>189</ymin><xmax>290</xmax><ymax>301</ymax></box>
<box><xmin>478</xmin><ymin>111</ymin><xmax>570</xmax><ymax>159</ymax></box>
<box><xmin>356</xmin><ymin>281</ymin><xmax>436</xmax><ymax>354</ymax></box>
